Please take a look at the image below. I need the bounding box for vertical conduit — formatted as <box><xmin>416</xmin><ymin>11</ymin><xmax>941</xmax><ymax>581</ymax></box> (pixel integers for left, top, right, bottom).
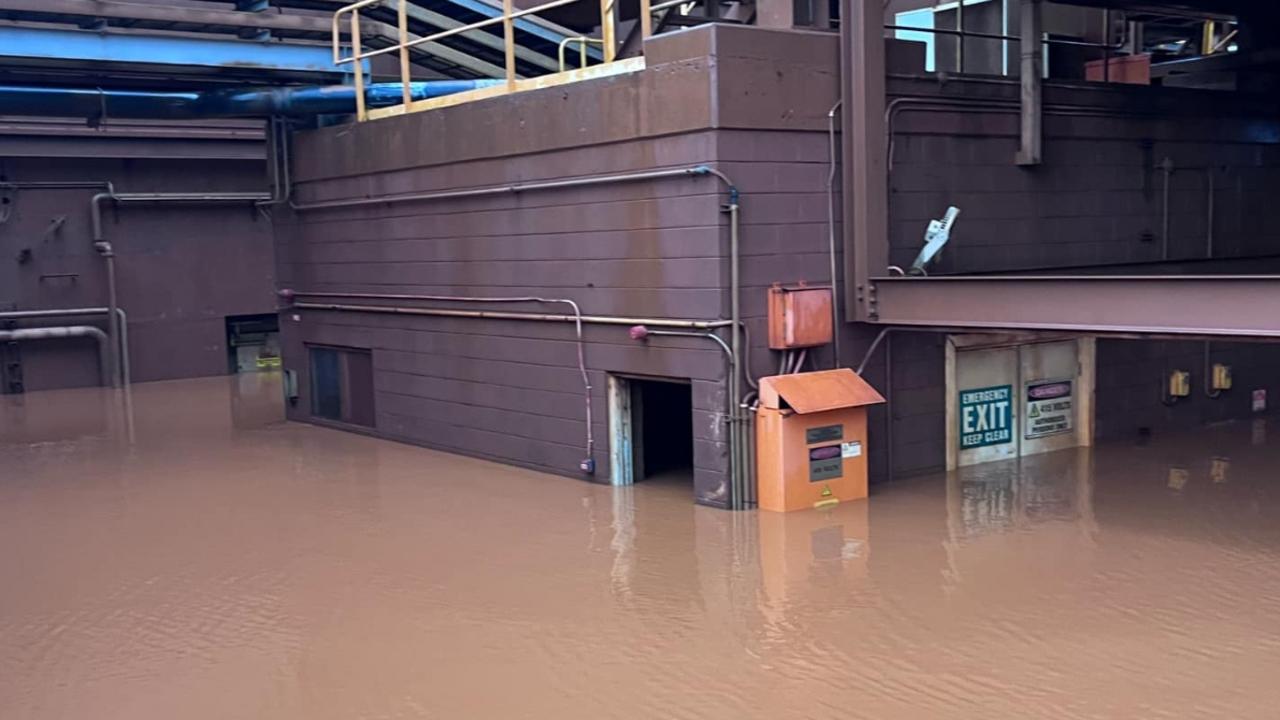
<box><xmin>827</xmin><ymin>99</ymin><xmax>843</xmax><ymax>369</ymax></box>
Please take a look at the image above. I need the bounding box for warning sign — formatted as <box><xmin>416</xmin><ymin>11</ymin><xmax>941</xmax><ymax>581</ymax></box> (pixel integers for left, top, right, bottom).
<box><xmin>1025</xmin><ymin>379</ymin><xmax>1073</xmax><ymax>439</ymax></box>
<box><xmin>959</xmin><ymin>385</ymin><xmax>1013</xmax><ymax>449</ymax></box>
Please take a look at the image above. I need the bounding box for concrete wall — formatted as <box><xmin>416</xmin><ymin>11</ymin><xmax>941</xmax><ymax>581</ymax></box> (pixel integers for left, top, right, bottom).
<box><xmin>0</xmin><ymin>123</ymin><xmax>274</xmax><ymax>391</ymax></box>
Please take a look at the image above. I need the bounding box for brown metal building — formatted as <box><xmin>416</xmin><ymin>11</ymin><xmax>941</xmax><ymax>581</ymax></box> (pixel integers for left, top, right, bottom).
<box><xmin>270</xmin><ymin>0</ymin><xmax>1280</xmax><ymax>508</ymax></box>
<box><xmin>0</xmin><ymin>118</ymin><xmax>275</xmax><ymax>390</ymax></box>
<box><xmin>5</xmin><ymin>0</ymin><xmax>1276</xmax><ymax>510</ymax></box>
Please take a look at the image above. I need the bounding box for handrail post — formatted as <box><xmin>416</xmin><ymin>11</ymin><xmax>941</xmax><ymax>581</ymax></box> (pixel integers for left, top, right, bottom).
<box><xmin>502</xmin><ymin>0</ymin><xmax>517</xmax><ymax>90</ymax></box>
<box><xmin>599</xmin><ymin>0</ymin><xmax>616</xmax><ymax>62</ymax></box>
<box><xmin>640</xmin><ymin>0</ymin><xmax>652</xmax><ymax>40</ymax></box>
<box><xmin>331</xmin><ymin>8</ymin><xmax>345</xmax><ymax>64</ymax></box>
<box><xmin>351</xmin><ymin>10</ymin><xmax>367</xmax><ymax>120</ymax></box>
<box><xmin>398</xmin><ymin>0</ymin><xmax>412</xmax><ymax>106</ymax></box>
<box><xmin>579</xmin><ymin>38</ymin><xmax>587</xmax><ymax>68</ymax></box>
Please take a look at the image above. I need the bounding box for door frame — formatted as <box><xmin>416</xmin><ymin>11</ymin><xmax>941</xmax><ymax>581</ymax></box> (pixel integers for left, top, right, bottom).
<box><xmin>946</xmin><ymin>334</ymin><xmax>1095</xmax><ymax>470</ymax></box>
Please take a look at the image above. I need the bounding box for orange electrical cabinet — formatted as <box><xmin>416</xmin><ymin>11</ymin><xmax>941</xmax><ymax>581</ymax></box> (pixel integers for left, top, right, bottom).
<box><xmin>756</xmin><ymin>369</ymin><xmax>885</xmax><ymax>513</ymax></box>
<box><xmin>767</xmin><ymin>285</ymin><xmax>833</xmax><ymax>349</ymax></box>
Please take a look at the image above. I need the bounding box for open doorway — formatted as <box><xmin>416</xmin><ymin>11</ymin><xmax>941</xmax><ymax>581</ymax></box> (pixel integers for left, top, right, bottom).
<box><xmin>608</xmin><ymin>375</ymin><xmax>694</xmax><ymax>487</ymax></box>
<box><xmin>225</xmin><ymin>314</ymin><xmax>280</xmax><ymax>374</ymax></box>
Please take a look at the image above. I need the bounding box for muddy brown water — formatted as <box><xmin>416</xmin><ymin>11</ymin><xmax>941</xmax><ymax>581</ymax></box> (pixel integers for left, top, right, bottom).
<box><xmin>3</xmin><ymin>374</ymin><xmax>1280</xmax><ymax>719</ymax></box>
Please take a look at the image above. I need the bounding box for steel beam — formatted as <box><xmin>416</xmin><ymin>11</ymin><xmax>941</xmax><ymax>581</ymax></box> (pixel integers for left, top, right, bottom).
<box><xmin>870</xmin><ymin>275</ymin><xmax>1280</xmax><ymax>338</ymax></box>
<box><xmin>840</xmin><ymin>0</ymin><xmax>888</xmax><ymax>322</ymax></box>
<box><xmin>0</xmin><ymin>0</ymin><xmax>339</xmax><ymax>37</ymax></box>
<box><xmin>435</xmin><ymin>0</ymin><xmax>603</xmax><ymax>58</ymax></box>
<box><xmin>0</xmin><ymin>25</ymin><xmax>358</xmax><ymax>79</ymax></box>
<box><xmin>379</xmin><ymin>0</ymin><xmax>560</xmax><ymax>72</ymax></box>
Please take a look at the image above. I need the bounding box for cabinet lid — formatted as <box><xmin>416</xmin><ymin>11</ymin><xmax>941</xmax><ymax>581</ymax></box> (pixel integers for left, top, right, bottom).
<box><xmin>758</xmin><ymin>369</ymin><xmax>885</xmax><ymax>413</ymax></box>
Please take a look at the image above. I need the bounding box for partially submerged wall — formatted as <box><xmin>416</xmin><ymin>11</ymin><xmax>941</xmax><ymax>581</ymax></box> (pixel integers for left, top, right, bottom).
<box><xmin>0</xmin><ymin>127</ymin><xmax>274</xmax><ymax>391</ymax></box>
<box><xmin>276</xmin><ymin>24</ymin><xmax>884</xmax><ymax>506</ymax></box>
<box><xmin>277</xmin><ymin>22</ymin><xmax>1280</xmax><ymax>501</ymax></box>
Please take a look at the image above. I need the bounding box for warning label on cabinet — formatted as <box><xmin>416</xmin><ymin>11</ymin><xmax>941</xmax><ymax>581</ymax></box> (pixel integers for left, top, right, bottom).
<box><xmin>1025</xmin><ymin>380</ymin><xmax>1073</xmax><ymax>440</ymax></box>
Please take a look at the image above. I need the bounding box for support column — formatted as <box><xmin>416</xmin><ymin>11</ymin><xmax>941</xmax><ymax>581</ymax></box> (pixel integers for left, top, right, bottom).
<box><xmin>1016</xmin><ymin>0</ymin><xmax>1043</xmax><ymax>166</ymax></box>
<box><xmin>840</xmin><ymin>0</ymin><xmax>888</xmax><ymax>321</ymax></box>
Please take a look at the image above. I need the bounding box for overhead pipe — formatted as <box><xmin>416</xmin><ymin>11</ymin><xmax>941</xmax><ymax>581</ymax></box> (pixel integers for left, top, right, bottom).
<box><xmin>289</xmin><ymin>165</ymin><xmax>725</xmax><ymax>212</ymax></box>
<box><xmin>0</xmin><ymin>307</ymin><xmax>130</xmax><ymax>389</ymax></box>
<box><xmin>0</xmin><ymin>81</ymin><xmax>503</xmax><ymax>120</ymax></box>
<box><xmin>0</xmin><ymin>326</ymin><xmax>111</xmax><ymax>387</ymax></box>
<box><xmin>827</xmin><ymin>98</ymin><xmax>843</xmax><ymax>368</ymax></box>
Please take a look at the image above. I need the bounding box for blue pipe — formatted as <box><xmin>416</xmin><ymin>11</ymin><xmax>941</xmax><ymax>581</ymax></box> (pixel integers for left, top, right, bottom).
<box><xmin>0</xmin><ymin>81</ymin><xmax>503</xmax><ymax>119</ymax></box>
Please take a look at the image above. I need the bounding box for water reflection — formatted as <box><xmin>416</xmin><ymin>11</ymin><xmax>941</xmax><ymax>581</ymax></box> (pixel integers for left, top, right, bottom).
<box><xmin>947</xmin><ymin>449</ymin><xmax>1096</xmax><ymax>537</ymax></box>
<box><xmin>5</xmin><ymin>379</ymin><xmax>1280</xmax><ymax>719</ymax></box>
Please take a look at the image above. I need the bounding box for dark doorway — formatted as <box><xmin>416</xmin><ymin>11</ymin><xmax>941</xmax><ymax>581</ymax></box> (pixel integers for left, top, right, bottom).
<box><xmin>632</xmin><ymin>379</ymin><xmax>694</xmax><ymax>483</ymax></box>
<box><xmin>225</xmin><ymin>314</ymin><xmax>280</xmax><ymax>374</ymax></box>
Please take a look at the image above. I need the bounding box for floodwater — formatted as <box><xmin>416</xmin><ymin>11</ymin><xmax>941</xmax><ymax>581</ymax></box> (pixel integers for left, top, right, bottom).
<box><xmin>3</xmin><ymin>375</ymin><xmax>1280</xmax><ymax>719</ymax></box>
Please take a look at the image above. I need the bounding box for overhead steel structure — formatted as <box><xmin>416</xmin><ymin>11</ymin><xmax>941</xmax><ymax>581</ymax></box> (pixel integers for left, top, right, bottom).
<box><xmin>0</xmin><ymin>0</ymin><xmax>596</xmax><ymax>83</ymax></box>
<box><xmin>839</xmin><ymin>0</ymin><xmax>1280</xmax><ymax>339</ymax></box>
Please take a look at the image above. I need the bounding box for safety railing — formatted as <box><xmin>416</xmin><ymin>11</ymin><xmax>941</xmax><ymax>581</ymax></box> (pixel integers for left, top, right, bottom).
<box><xmin>557</xmin><ymin>36</ymin><xmax>606</xmax><ymax>72</ymax></box>
<box><xmin>884</xmin><ymin>6</ymin><xmax>1125</xmax><ymax>78</ymax></box>
<box><xmin>332</xmin><ymin>0</ymin><xmax>652</xmax><ymax>121</ymax></box>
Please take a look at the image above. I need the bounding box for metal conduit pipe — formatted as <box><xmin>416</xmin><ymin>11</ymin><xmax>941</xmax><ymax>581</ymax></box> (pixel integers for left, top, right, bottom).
<box><xmin>0</xmin><ymin>326</ymin><xmax>111</xmax><ymax>387</ymax></box>
<box><xmin>0</xmin><ymin>307</ymin><xmax>131</xmax><ymax>389</ymax></box>
<box><xmin>289</xmin><ymin>166</ymin><xmax>722</xmax><ymax>212</ymax></box>
<box><xmin>856</xmin><ymin>325</ymin><xmax>1000</xmax><ymax>376</ymax></box>
<box><xmin>1204</xmin><ymin>341</ymin><xmax>1222</xmax><ymax>399</ymax></box>
<box><xmin>289</xmin><ymin>293</ymin><xmax>734</xmax><ymax>328</ymax></box>
<box><xmin>310</xmin><ymin>293</ymin><xmax>595</xmax><ymax>466</ymax></box>
<box><xmin>293</xmin><ymin>292</ymin><xmax>759</xmax><ymax>387</ymax></box>
<box><xmin>827</xmin><ymin>99</ymin><xmax>843</xmax><ymax>369</ymax></box>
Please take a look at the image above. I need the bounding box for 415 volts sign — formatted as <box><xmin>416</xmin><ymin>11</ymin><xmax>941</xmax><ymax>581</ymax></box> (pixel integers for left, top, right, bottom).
<box><xmin>959</xmin><ymin>385</ymin><xmax>1013</xmax><ymax>449</ymax></box>
<box><xmin>1025</xmin><ymin>379</ymin><xmax>1073</xmax><ymax>439</ymax></box>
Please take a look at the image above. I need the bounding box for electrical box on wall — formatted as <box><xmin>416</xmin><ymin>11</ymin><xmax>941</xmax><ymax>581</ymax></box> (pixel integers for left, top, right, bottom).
<box><xmin>1168</xmin><ymin>370</ymin><xmax>1192</xmax><ymax>398</ymax></box>
<box><xmin>755</xmin><ymin>369</ymin><xmax>885</xmax><ymax>512</ymax></box>
<box><xmin>767</xmin><ymin>284</ymin><xmax>833</xmax><ymax>350</ymax></box>
<box><xmin>1212</xmin><ymin>363</ymin><xmax>1232</xmax><ymax>391</ymax></box>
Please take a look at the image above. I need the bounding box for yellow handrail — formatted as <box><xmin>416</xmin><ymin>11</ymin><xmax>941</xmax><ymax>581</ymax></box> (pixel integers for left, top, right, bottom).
<box><xmin>332</xmin><ymin>0</ymin><xmax>652</xmax><ymax>120</ymax></box>
<box><xmin>557</xmin><ymin>36</ymin><xmax>605</xmax><ymax>72</ymax></box>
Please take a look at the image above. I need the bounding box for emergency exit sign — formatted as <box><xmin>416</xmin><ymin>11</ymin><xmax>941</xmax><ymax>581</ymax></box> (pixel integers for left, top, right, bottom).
<box><xmin>959</xmin><ymin>385</ymin><xmax>1013</xmax><ymax>449</ymax></box>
